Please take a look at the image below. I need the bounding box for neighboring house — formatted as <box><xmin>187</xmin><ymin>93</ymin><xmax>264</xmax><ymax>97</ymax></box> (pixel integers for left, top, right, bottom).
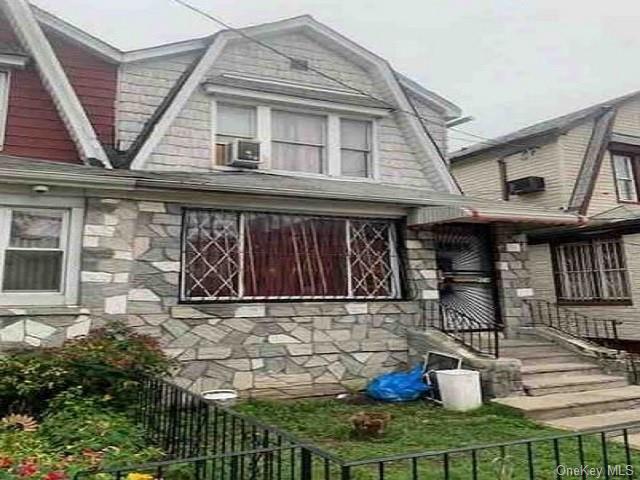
<box><xmin>0</xmin><ymin>0</ymin><xmax>581</xmax><ymax>397</ymax></box>
<box><xmin>451</xmin><ymin>91</ymin><xmax>640</xmax><ymax>343</ymax></box>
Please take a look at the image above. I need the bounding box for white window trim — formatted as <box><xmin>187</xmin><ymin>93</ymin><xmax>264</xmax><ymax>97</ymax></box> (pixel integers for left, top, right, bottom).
<box><xmin>0</xmin><ymin>194</ymin><xmax>83</xmax><ymax>306</ymax></box>
<box><xmin>612</xmin><ymin>153</ymin><xmax>638</xmax><ymax>202</ymax></box>
<box><xmin>210</xmin><ymin>97</ymin><xmax>380</xmax><ymax>180</ymax></box>
<box><xmin>0</xmin><ymin>71</ymin><xmax>11</xmax><ymax>150</ymax></box>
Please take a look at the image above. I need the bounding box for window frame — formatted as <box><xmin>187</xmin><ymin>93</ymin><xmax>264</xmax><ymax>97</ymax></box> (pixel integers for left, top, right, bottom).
<box><xmin>210</xmin><ymin>98</ymin><xmax>379</xmax><ymax>180</ymax></box>
<box><xmin>0</xmin><ymin>70</ymin><xmax>9</xmax><ymax>150</ymax></box>
<box><xmin>270</xmin><ymin>109</ymin><xmax>328</xmax><ymax>174</ymax></box>
<box><xmin>180</xmin><ymin>208</ymin><xmax>402</xmax><ymax>303</ymax></box>
<box><xmin>550</xmin><ymin>235</ymin><xmax>632</xmax><ymax>306</ymax></box>
<box><xmin>340</xmin><ymin>118</ymin><xmax>372</xmax><ymax>178</ymax></box>
<box><xmin>0</xmin><ymin>195</ymin><xmax>83</xmax><ymax>306</ymax></box>
<box><xmin>611</xmin><ymin>152</ymin><xmax>640</xmax><ymax>203</ymax></box>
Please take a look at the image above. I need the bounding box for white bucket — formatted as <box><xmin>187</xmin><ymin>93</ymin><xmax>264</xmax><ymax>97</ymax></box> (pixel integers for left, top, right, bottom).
<box><xmin>202</xmin><ymin>389</ymin><xmax>238</xmax><ymax>407</ymax></box>
<box><xmin>436</xmin><ymin>369</ymin><xmax>482</xmax><ymax>411</ymax></box>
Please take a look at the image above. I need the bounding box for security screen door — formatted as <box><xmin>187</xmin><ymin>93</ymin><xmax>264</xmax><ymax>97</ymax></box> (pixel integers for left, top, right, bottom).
<box><xmin>434</xmin><ymin>223</ymin><xmax>501</xmax><ymax>329</ymax></box>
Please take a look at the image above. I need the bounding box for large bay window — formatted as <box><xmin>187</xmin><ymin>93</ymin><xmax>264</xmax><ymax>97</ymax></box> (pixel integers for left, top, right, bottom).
<box><xmin>211</xmin><ymin>100</ymin><xmax>376</xmax><ymax>178</ymax></box>
<box><xmin>0</xmin><ymin>197</ymin><xmax>83</xmax><ymax>306</ymax></box>
<box><xmin>551</xmin><ymin>237</ymin><xmax>631</xmax><ymax>304</ymax></box>
<box><xmin>181</xmin><ymin>209</ymin><xmax>401</xmax><ymax>301</ymax></box>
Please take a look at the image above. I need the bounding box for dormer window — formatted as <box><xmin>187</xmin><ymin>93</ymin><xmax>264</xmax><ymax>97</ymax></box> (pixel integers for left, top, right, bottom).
<box><xmin>612</xmin><ymin>153</ymin><xmax>639</xmax><ymax>202</ymax></box>
<box><xmin>214</xmin><ymin>103</ymin><xmax>256</xmax><ymax>165</ymax></box>
<box><xmin>271</xmin><ymin>110</ymin><xmax>326</xmax><ymax>173</ymax></box>
<box><xmin>210</xmin><ymin>98</ymin><xmax>379</xmax><ymax>179</ymax></box>
<box><xmin>341</xmin><ymin>119</ymin><xmax>371</xmax><ymax>178</ymax></box>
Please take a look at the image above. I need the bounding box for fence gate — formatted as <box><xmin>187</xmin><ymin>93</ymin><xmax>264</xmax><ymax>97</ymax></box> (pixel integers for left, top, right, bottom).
<box><xmin>434</xmin><ymin>223</ymin><xmax>501</xmax><ymax>328</ymax></box>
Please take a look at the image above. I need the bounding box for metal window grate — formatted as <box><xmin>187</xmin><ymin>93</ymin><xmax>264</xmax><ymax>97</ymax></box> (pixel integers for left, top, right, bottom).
<box><xmin>183</xmin><ymin>210</ymin><xmax>241</xmax><ymax>299</ymax></box>
<box><xmin>182</xmin><ymin>210</ymin><xmax>400</xmax><ymax>301</ymax></box>
<box><xmin>552</xmin><ymin>237</ymin><xmax>630</xmax><ymax>302</ymax></box>
<box><xmin>348</xmin><ymin>220</ymin><xmax>397</xmax><ymax>298</ymax></box>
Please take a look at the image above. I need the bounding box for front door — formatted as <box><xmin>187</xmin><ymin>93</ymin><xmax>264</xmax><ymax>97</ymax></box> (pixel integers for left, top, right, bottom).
<box><xmin>434</xmin><ymin>223</ymin><xmax>501</xmax><ymax>328</ymax></box>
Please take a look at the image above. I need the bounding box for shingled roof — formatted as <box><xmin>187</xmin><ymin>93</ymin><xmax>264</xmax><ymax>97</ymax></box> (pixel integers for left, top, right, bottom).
<box><xmin>450</xmin><ymin>89</ymin><xmax>640</xmax><ymax>161</ymax></box>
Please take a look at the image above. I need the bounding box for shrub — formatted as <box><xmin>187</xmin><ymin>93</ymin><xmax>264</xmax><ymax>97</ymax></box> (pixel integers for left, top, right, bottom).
<box><xmin>0</xmin><ymin>390</ymin><xmax>162</xmax><ymax>480</ymax></box>
<box><xmin>0</xmin><ymin>322</ymin><xmax>172</xmax><ymax>416</ymax></box>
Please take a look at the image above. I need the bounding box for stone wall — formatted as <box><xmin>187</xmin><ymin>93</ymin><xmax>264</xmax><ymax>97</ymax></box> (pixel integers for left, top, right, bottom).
<box><xmin>493</xmin><ymin>225</ymin><xmax>533</xmax><ymax>336</ymax></box>
<box><xmin>0</xmin><ymin>196</ymin><xmax>440</xmax><ymax>397</ymax></box>
<box><xmin>407</xmin><ymin>328</ymin><xmax>523</xmax><ymax>398</ymax></box>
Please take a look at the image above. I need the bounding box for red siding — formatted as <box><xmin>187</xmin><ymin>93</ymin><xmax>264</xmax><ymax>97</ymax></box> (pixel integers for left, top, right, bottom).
<box><xmin>48</xmin><ymin>31</ymin><xmax>117</xmax><ymax>148</ymax></box>
<box><xmin>0</xmin><ymin>16</ymin><xmax>117</xmax><ymax>164</ymax></box>
<box><xmin>0</xmin><ymin>16</ymin><xmax>80</xmax><ymax>163</ymax></box>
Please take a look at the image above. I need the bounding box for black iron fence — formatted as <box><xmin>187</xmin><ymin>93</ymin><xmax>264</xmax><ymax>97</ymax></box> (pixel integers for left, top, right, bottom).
<box><xmin>339</xmin><ymin>425</ymin><xmax>638</xmax><ymax>479</ymax></box>
<box><xmin>524</xmin><ymin>298</ymin><xmax>621</xmax><ymax>342</ymax></box>
<box><xmin>422</xmin><ymin>300</ymin><xmax>500</xmax><ymax>358</ymax></box>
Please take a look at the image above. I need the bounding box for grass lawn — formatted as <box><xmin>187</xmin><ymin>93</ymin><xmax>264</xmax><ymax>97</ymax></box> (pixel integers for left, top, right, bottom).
<box><xmin>236</xmin><ymin>399</ymin><xmax>638</xmax><ymax>479</ymax></box>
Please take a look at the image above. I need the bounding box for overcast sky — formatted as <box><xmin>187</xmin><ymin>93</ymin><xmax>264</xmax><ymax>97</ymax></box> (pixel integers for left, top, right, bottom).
<box><xmin>31</xmin><ymin>0</ymin><xmax>640</xmax><ymax>150</ymax></box>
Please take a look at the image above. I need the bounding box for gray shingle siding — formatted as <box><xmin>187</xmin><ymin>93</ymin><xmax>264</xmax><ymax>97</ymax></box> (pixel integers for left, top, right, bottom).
<box><xmin>116</xmin><ymin>32</ymin><xmax>452</xmax><ymax>190</ymax></box>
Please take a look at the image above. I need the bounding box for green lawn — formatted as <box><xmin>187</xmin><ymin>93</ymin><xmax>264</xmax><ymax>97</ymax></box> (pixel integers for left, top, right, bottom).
<box><xmin>236</xmin><ymin>399</ymin><xmax>638</xmax><ymax>479</ymax></box>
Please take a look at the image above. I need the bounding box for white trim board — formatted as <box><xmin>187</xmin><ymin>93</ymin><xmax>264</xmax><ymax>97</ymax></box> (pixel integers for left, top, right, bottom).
<box><xmin>128</xmin><ymin>16</ymin><xmax>460</xmax><ymax>193</ymax></box>
<box><xmin>1</xmin><ymin>0</ymin><xmax>111</xmax><ymax>168</ymax></box>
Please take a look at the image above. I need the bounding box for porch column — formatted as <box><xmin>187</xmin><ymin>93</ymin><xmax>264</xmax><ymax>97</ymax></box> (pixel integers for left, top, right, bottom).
<box><xmin>404</xmin><ymin>227</ymin><xmax>439</xmax><ymax>301</ymax></box>
<box><xmin>493</xmin><ymin>224</ymin><xmax>533</xmax><ymax>337</ymax></box>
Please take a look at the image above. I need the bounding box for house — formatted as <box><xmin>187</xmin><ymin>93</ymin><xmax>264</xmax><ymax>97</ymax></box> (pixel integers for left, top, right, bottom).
<box><xmin>451</xmin><ymin>91</ymin><xmax>640</xmax><ymax>346</ymax></box>
<box><xmin>0</xmin><ymin>0</ymin><xmax>582</xmax><ymax>398</ymax></box>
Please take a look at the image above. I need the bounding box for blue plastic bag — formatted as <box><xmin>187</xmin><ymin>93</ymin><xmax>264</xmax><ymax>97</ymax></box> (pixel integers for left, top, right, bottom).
<box><xmin>366</xmin><ymin>364</ymin><xmax>430</xmax><ymax>402</ymax></box>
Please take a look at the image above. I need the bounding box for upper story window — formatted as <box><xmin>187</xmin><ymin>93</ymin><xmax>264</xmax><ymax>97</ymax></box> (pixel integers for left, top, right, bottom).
<box><xmin>341</xmin><ymin>119</ymin><xmax>371</xmax><ymax>178</ymax></box>
<box><xmin>551</xmin><ymin>236</ymin><xmax>631</xmax><ymax>304</ymax></box>
<box><xmin>272</xmin><ymin>110</ymin><xmax>326</xmax><ymax>173</ymax></box>
<box><xmin>215</xmin><ymin>103</ymin><xmax>257</xmax><ymax>165</ymax></box>
<box><xmin>0</xmin><ymin>197</ymin><xmax>83</xmax><ymax>306</ymax></box>
<box><xmin>0</xmin><ymin>71</ymin><xmax>9</xmax><ymax>149</ymax></box>
<box><xmin>211</xmin><ymin>100</ymin><xmax>377</xmax><ymax>179</ymax></box>
<box><xmin>612</xmin><ymin>152</ymin><xmax>639</xmax><ymax>202</ymax></box>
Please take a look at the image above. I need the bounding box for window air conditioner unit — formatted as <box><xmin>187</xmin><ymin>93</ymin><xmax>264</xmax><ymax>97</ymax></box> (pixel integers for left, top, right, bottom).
<box><xmin>507</xmin><ymin>176</ymin><xmax>545</xmax><ymax>195</ymax></box>
<box><xmin>227</xmin><ymin>139</ymin><xmax>261</xmax><ymax>168</ymax></box>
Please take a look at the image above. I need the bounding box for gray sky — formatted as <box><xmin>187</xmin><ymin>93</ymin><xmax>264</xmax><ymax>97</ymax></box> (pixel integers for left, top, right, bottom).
<box><xmin>31</xmin><ymin>0</ymin><xmax>640</xmax><ymax>150</ymax></box>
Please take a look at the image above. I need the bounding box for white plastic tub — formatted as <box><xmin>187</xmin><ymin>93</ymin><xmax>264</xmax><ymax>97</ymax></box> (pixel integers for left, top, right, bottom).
<box><xmin>202</xmin><ymin>389</ymin><xmax>238</xmax><ymax>407</ymax></box>
<box><xmin>436</xmin><ymin>369</ymin><xmax>482</xmax><ymax>411</ymax></box>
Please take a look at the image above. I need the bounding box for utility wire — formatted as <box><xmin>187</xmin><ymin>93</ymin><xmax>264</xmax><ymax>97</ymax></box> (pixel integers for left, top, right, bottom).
<box><xmin>170</xmin><ymin>0</ymin><xmax>530</xmax><ymax>150</ymax></box>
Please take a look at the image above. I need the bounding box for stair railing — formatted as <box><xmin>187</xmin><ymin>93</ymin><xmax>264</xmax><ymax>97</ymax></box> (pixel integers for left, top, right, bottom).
<box><xmin>421</xmin><ymin>300</ymin><xmax>500</xmax><ymax>358</ymax></box>
<box><xmin>523</xmin><ymin>298</ymin><xmax>621</xmax><ymax>342</ymax></box>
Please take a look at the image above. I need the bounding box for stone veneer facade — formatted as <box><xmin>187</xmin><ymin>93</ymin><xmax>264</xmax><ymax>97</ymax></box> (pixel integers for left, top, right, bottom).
<box><xmin>0</xmin><ymin>195</ymin><xmax>532</xmax><ymax>398</ymax></box>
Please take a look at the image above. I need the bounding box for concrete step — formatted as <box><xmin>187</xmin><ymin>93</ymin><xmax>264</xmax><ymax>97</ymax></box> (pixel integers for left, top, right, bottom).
<box><xmin>501</xmin><ymin>344</ymin><xmax>569</xmax><ymax>358</ymax></box>
<box><xmin>612</xmin><ymin>432</ymin><xmax>640</xmax><ymax>450</ymax></box>
<box><xmin>501</xmin><ymin>339</ymin><xmax>555</xmax><ymax>347</ymax></box>
<box><xmin>520</xmin><ymin>354</ymin><xmax>584</xmax><ymax>366</ymax></box>
<box><xmin>524</xmin><ymin>374</ymin><xmax>629</xmax><ymax>396</ymax></box>
<box><xmin>521</xmin><ymin>362</ymin><xmax>602</xmax><ymax>381</ymax></box>
<box><xmin>493</xmin><ymin>386</ymin><xmax>640</xmax><ymax>421</ymax></box>
<box><xmin>502</xmin><ymin>346</ymin><xmax>572</xmax><ymax>360</ymax></box>
<box><xmin>543</xmin><ymin>408</ymin><xmax>640</xmax><ymax>432</ymax></box>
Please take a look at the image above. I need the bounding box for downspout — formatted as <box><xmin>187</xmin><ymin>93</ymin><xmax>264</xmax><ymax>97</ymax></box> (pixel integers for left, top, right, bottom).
<box><xmin>498</xmin><ymin>157</ymin><xmax>509</xmax><ymax>201</ymax></box>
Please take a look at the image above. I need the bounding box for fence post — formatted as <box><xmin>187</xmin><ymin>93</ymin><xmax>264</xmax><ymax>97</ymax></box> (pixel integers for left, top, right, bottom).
<box><xmin>300</xmin><ymin>448</ymin><xmax>313</xmax><ymax>480</ymax></box>
<box><xmin>341</xmin><ymin>465</ymin><xmax>351</xmax><ymax>480</ymax></box>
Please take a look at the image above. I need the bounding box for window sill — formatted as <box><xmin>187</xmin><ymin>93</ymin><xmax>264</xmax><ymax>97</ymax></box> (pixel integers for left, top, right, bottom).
<box><xmin>557</xmin><ymin>300</ymin><xmax>633</xmax><ymax>307</ymax></box>
<box><xmin>0</xmin><ymin>305</ymin><xmax>89</xmax><ymax>317</ymax></box>
<box><xmin>210</xmin><ymin>165</ymin><xmax>379</xmax><ymax>183</ymax></box>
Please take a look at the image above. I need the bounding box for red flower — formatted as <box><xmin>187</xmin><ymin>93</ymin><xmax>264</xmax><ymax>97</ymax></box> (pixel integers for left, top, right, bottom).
<box><xmin>18</xmin><ymin>461</ymin><xmax>38</xmax><ymax>477</ymax></box>
<box><xmin>43</xmin><ymin>471</ymin><xmax>67</xmax><ymax>480</ymax></box>
<box><xmin>0</xmin><ymin>457</ymin><xmax>12</xmax><ymax>469</ymax></box>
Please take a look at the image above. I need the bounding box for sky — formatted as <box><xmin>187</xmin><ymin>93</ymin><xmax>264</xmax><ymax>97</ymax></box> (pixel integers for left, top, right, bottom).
<box><xmin>30</xmin><ymin>0</ymin><xmax>640</xmax><ymax>150</ymax></box>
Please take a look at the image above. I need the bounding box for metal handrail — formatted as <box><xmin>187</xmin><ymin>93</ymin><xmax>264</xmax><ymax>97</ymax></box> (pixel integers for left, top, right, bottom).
<box><xmin>422</xmin><ymin>300</ymin><xmax>501</xmax><ymax>358</ymax></box>
<box><xmin>524</xmin><ymin>298</ymin><xmax>622</xmax><ymax>342</ymax></box>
